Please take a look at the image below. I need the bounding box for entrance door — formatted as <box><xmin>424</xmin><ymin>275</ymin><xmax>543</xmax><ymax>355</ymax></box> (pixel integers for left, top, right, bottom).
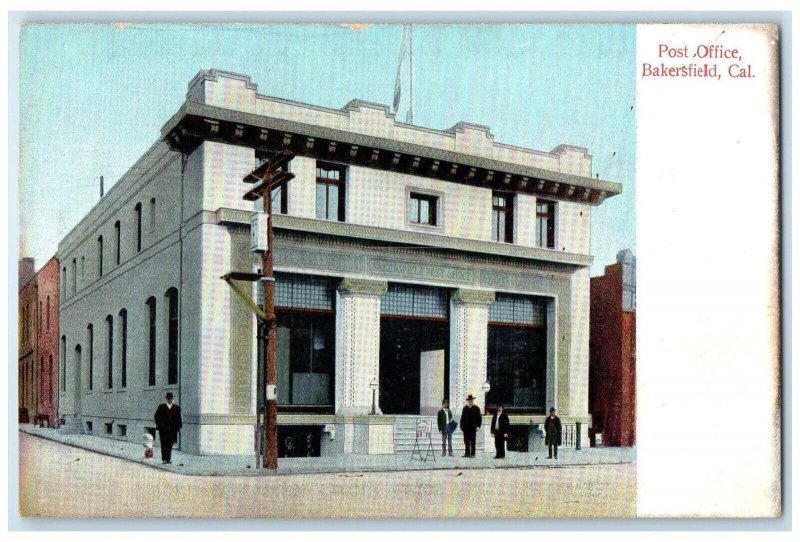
<box><xmin>379</xmin><ymin>318</ymin><xmax>447</xmax><ymax>415</ymax></box>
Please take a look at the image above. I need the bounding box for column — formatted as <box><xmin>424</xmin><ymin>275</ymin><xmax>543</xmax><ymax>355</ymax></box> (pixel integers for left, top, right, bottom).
<box><xmin>335</xmin><ymin>278</ymin><xmax>387</xmax><ymax>415</ymax></box>
<box><xmin>449</xmin><ymin>288</ymin><xmax>495</xmax><ymax>411</ymax></box>
<box><xmin>568</xmin><ymin>266</ymin><xmax>591</xmax><ymax>445</ymax></box>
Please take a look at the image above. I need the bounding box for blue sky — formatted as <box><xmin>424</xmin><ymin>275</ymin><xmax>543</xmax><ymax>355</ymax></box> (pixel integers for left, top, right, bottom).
<box><xmin>18</xmin><ymin>23</ymin><xmax>635</xmax><ymax>276</ymax></box>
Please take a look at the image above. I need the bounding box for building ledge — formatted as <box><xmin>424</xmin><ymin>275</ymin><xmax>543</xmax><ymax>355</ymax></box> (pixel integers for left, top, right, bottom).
<box><xmin>273</xmin><ymin>214</ymin><xmax>593</xmax><ymax>268</ymax></box>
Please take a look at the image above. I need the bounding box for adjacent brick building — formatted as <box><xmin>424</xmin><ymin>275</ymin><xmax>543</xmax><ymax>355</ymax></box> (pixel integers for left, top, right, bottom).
<box><xmin>589</xmin><ymin>249</ymin><xmax>636</xmax><ymax>447</ymax></box>
<box><xmin>35</xmin><ymin>257</ymin><xmax>60</xmax><ymax>426</ymax></box>
<box><xmin>17</xmin><ymin>257</ymin><xmax>60</xmax><ymax>426</ymax></box>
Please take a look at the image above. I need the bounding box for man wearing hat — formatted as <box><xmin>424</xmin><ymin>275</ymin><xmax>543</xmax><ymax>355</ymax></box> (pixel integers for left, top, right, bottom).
<box><xmin>544</xmin><ymin>406</ymin><xmax>562</xmax><ymax>459</ymax></box>
<box><xmin>459</xmin><ymin>394</ymin><xmax>482</xmax><ymax>458</ymax></box>
<box><xmin>154</xmin><ymin>392</ymin><xmax>183</xmax><ymax>464</ymax></box>
<box><xmin>490</xmin><ymin>404</ymin><xmax>511</xmax><ymax>459</ymax></box>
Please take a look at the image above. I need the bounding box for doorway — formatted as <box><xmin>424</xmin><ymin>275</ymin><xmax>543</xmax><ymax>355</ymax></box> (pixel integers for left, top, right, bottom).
<box><xmin>379</xmin><ymin>318</ymin><xmax>448</xmax><ymax>415</ymax></box>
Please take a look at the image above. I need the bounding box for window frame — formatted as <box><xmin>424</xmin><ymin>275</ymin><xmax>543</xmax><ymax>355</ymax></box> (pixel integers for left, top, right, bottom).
<box><xmin>406</xmin><ymin>187</ymin><xmax>444</xmax><ymax>230</ymax></box>
<box><xmin>491</xmin><ymin>191</ymin><xmax>515</xmax><ymax>243</ymax></box>
<box><xmin>146</xmin><ymin>297</ymin><xmax>156</xmax><ymax>386</ymax></box>
<box><xmin>535</xmin><ymin>199</ymin><xmax>556</xmax><ymax>249</ymax></box>
<box><xmin>315</xmin><ymin>161</ymin><xmax>346</xmax><ymax>222</ymax></box>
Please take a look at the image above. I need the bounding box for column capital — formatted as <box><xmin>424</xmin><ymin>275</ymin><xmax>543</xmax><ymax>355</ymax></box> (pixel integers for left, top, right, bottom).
<box><xmin>452</xmin><ymin>288</ymin><xmax>495</xmax><ymax>305</ymax></box>
<box><xmin>338</xmin><ymin>277</ymin><xmax>388</xmax><ymax>296</ymax></box>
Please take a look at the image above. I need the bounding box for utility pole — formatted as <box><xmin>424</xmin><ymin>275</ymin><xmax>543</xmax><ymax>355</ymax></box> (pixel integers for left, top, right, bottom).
<box><xmin>237</xmin><ymin>150</ymin><xmax>295</xmax><ymax>470</ymax></box>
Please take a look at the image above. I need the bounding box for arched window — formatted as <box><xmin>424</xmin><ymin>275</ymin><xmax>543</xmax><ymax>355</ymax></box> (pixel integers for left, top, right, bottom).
<box><xmin>106</xmin><ymin>315</ymin><xmax>113</xmax><ymax>389</ymax></box>
<box><xmin>97</xmin><ymin>236</ymin><xmax>104</xmax><ymax>277</ymax></box>
<box><xmin>114</xmin><ymin>220</ymin><xmax>121</xmax><ymax>265</ymax></box>
<box><xmin>71</xmin><ymin>258</ymin><xmax>77</xmax><ymax>294</ymax></box>
<box><xmin>119</xmin><ymin>309</ymin><xmax>127</xmax><ymax>388</ymax></box>
<box><xmin>60</xmin><ymin>336</ymin><xmax>66</xmax><ymax>391</ymax></box>
<box><xmin>150</xmin><ymin>197</ymin><xmax>156</xmax><ymax>230</ymax></box>
<box><xmin>166</xmin><ymin>288</ymin><xmax>179</xmax><ymax>385</ymax></box>
<box><xmin>87</xmin><ymin>324</ymin><xmax>94</xmax><ymax>391</ymax></box>
<box><xmin>46</xmin><ymin>296</ymin><xmax>50</xmax><ymax>329</ymax></box>
<box><xmin>74</xmin><ymin>345</ymin><xmax>82</xmax><ymax>394</ymax></box>
<box><xmin>135</xmin><ymin>203</ymin><xmax>142</xmax><ymax>253</ymax></box>
<box><xmin>146</xmin><ymin>297</ymin><xmax>156</xmax><ymax>386</ymax></box>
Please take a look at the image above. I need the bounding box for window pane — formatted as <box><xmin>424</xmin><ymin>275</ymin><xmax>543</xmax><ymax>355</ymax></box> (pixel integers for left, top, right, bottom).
<box><xmin>271</xmin><ymin>186</ymin><xmax>283</xmax><ymax>214</ymax></box>
<box><xmin>408</xmin><ymin>198</ymin><xmax>418</xmax><ymax>223</ymax></box>
<box><xmin>316</xmin><ymin>183</ymin><xmax>326</xmax><ymax>219</ymax></box>
<box><xmin>327</xmin><ymin>184</ymin><xmax>339</xmax><ymax>220</ymax></box>
<box><xmin>419</xmin><ymin>199</ymin><xmax>429</xmax><ymax>224</ymax></box>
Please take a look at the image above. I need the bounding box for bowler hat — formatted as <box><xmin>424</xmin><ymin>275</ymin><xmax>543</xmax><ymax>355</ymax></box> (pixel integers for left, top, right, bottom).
<box><xmin>466</xmin><ymin>394</ymin><xmax>476</xmax><ymax>401</ymax></box>
<box><xmin>166</xmin><ymin>392</ymin><xmax>174</xmax><ymax>400</ymax></box>
<box><xmin>549</xmin><ymin>407</ymin><xmax>555</xmax><ymax>412</ymax></box>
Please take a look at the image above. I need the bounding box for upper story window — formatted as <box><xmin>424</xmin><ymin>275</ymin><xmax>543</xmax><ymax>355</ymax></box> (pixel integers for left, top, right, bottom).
<box><xmin>536</xmin><ymin>200</ymin><xmax>556</xmax><ymax>249</ymax></box>
<box><xmin>408</xmin><ymin>192</ymin><xmax>439</xmax><ymax>227</ymax></box>
<box><xmin>114</xmin><ymin>221</ymin><xmax>121</xmax><ymax>265</ymax></box>
<box><xmin>135</xmin><ymin>203</ymin><xmax>142</xmax><ymax>253</ymax></box>
<box><xmin>97</xmin><ymin>236</ymin><xmax>104</xmax><ymax>277</ymax></box>
<box><xmin>149</xmin><ymin>198</ymin><xmax>156</xmax><ymax>231</ymax></box>
<box><xmin>71</xmin><ymin>259</ymin><xmax>77</xmax><ymax>294</ymax></box>
<box><xmin>491</xmin><ymin>192</ymin><xmax>514</xmax><ymax>243</ymax></box>
<box><xmin>271</xmin><ymin>185</ymin><xmax>288</xmax><ymax>215</ymax></box>
<box><xmin>315</xmin><ymin>162</ymin><xmax>346</xmax><ymax>222</ymax></box>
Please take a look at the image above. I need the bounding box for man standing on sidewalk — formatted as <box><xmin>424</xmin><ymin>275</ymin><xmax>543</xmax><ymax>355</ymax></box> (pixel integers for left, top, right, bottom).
<box><xmin>544</xmin><ymin>406</ymin><xmax>562</xmax><ymax>459</ymax></box>
<box><xmin>154</xmin><ymin>392</ymin><xmax>182</xmax><ymax>464</ymax></box>
<box><xmin>490</xmin><ymin>404</ymin><xmax>510</xmax><ymax>459</ymax></box>
<box><xmin>460</xmin><ymin>394</ymin><xmax>482</xmax><ymax>458</ymax></box>
<box><xmin>437</xmin><ymin>399</ymin><xmax>456</xmax><ymax>457</ymax></box>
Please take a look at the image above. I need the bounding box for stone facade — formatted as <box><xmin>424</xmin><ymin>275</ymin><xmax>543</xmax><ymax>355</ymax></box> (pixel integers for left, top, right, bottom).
<box><xmin>56</xmin><ymin>69</ymin><xmax>620</xmax><ymax>456</ymax></box>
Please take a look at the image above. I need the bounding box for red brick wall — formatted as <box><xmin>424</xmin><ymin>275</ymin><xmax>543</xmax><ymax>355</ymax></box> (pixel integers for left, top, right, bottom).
<box><xmin>35</xmin><ymin>257</ymin><xmax>60</xmax><ymax>425</ymax></box>
<box><xmin>589</xmin><ymin>262</ymin><xmax>636</xmax><ymax>446</ymax></box>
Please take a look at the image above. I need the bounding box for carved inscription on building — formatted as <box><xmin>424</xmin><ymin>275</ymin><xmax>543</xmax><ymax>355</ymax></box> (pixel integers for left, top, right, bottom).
<box><xmin>368</xmin><ymin>257</ymin><xmax>475</xmax><ymax>284</ymax></box>
<box><xmin>275</xmin><ymin>246</ymin><xmax>365</xmax><ymax>274</ymax></box>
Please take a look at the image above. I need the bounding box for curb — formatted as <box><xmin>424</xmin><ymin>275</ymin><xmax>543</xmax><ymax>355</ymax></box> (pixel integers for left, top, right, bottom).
<box><xmin>20</xmin><ymin>428</ymin><xmax>635</xmax><ymax>477</ymax></box>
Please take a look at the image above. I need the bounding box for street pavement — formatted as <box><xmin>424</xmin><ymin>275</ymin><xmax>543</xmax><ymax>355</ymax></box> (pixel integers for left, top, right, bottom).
<box><xmin>19</xmin><ymin>430</ymin><xmax>636</xmax><ymax>518</ymax></box>
<box><xmin>19</xmin><ymin>424</ymin><xmax>635</xmax><ymax>476</ymax></box>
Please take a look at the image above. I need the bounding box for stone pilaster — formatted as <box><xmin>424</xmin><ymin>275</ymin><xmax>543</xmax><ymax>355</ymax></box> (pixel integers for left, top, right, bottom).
<box><xmin>567</xmin><ymin>267</ymin><xmax>590</xmax><ymax>418</ymax></box>
<box><xmin>449</xmin><ymin>288</ymin><xmax>495</xmax><ymax>412</ymax></box>
<box><xmin>335</xmin><ymin>278</ymin><xmax>387</xmax><ymax>415</ymax></box>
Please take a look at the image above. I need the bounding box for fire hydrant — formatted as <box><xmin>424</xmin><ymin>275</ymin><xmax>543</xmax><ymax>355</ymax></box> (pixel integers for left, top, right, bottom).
<box><xmin>144</xmin><ymin>433</ymin><xmax>154</xmax><ymax>459</ymax></box>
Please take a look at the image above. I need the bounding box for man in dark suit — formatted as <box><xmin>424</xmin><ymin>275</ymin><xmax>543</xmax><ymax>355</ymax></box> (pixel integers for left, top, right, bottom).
<box><xmin>459</xmin><ymin>394</ymin><xmax>482</xmax><ymax>458</ymax></box>
<box><xmin>544</xmin><ymin>406</ymin><xmax>562</xmax><ymax>459</ymax></box>
<box><xmin>154</xmin><ymin>392</ymin><xmax>182</xmax><ymax>464</ymax></box>
<box><xmin>490</xmin><ymin>404</ymin><xmax>511</xmax><ymax>459</ymax></box>
<box><xmin>436</xmin><ymin>399</ymin><xmax>455</xmax><ymax>457</ymax></box>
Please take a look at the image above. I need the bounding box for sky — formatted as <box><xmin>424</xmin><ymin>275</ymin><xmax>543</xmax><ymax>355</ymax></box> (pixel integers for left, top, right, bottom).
<box><xmin>17</xmin><ymin>23</ymin><xmax>636</xmax><ymax>277</ymax></box>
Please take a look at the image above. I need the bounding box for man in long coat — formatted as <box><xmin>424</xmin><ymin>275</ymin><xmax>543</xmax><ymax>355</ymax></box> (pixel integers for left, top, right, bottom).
<box><xmin>544</xmin><ymin>406</ymin><xmax>562</xmax><ymax>459</ymax></box>
<box><xmin>490</xmin><ymin>404</ymin><xmax>511</xmax><ymax>459</ymax></box>
<box><xmin>436</xmin><ymin>399</ymin><xmax>455</xmax><ymax>457</ymax></box>
<box><xmin>459</xmin><ymin>394</ymin><xmax>482</xmax><ymax>458</ymax></box>
<box><xmin>154</xmin><ymin>392</ymin><xmax>183</xmax><ymax>464</ymax></box>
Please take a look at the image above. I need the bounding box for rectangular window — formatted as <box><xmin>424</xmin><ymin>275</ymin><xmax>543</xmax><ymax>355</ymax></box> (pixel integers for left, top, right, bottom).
<box><xmin>85</xmin><ymin>421</ymin><xmax>93</xmax><ymax>433</ymax></box>
<box><xmin>487</xmin><ymin>325</ymin><xmax>547</xmax><ymax>412</ymax></box>
<box><xmin>380</xmin><ymin>284</ymin><xmax>449</xmax><ymax>320</ymax></box>
<box><xmin>62</xmin><ymin>268</ymin><xmax>67</xmax><ymax>301</ymax></box>
<box><xmin>105</xmin><ymin>422</ymin><xmax>113</xmax><ymax>435</ymax></box>
<box><xmin>71</xmin><ymin>259</ymin><xmax>77</xmax><ymax>294</ymax></box>
<box><xmin>536</xmin><ymin>200</ymin><xmax>556</xmax><ymax>248</ymax></box>
<box><xmin>117</xmin><ymin>424</ymin><xmax>127</xmax><ymax>437</ymax></box>
<box><xmin>491</xmin><ymin>192</ymin><xmax>514</xmax><ymax>243</ymax></box>
<box><xmin>276</xmin><ymin>312</ymin><xmax>335</xmax><ymax>408</ymax></box>
<box><xmin>167</xmin><ymin>289</ymin><xmax>179</xmax><ymax>385</ymax></box>
<box><xmin>150</xmin><ymin>198</ymin><xmax>156</xmax><ymax>230</ymax></box>
<box><xmin>147</xmin><ymin>298</ymin><xmax>156</xmax><ymax>386</ymax></box>
<box><xmin>271</xmin><ymin>185</ymin><xmax>288</xmax><ymax>215</ymax></box>
<box><xmin>315</xmin><ymin>162</ymin><xmax>346</xmax><ymax>221</ymax></box>
<box><xmin>408</xmin><ymin>192</ymin><xmax>438</xmax><ymax>226</ymax></box>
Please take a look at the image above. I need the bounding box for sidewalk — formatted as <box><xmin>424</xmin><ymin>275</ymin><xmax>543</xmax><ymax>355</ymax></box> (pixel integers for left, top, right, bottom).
<box><xmin>20</xmin><ymin>424</ymin><xmax>635</xmax><ymax>477</ymax></box>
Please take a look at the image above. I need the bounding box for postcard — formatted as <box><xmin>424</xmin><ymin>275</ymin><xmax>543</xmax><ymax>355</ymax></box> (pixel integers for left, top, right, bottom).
<box><xmin>12</xmin><ymin>20</ymin><xmax>781</xmax><ymax>521</ymax></box>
